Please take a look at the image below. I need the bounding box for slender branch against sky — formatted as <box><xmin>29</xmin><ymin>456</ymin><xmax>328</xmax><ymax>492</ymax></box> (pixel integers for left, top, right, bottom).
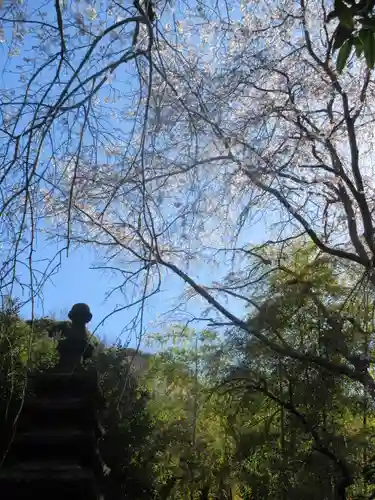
<box><xmin>2</xmin><ymin>0</ymin><xmax>375</xmax><ymax>375</ymax></box>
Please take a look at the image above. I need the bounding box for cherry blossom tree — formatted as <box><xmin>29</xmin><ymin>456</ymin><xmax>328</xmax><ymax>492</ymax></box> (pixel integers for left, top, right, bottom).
<box><xmin>40</xmin><ymin>0</ymin><xmax>375</xmax><ymax>384</ymax></box>
<box><xmin>0</xmin><ymin>0</ymin><xmax>155</xmax><ymax>301</ymax></box>
<box><xmin>3</xmin><ymin>0</ymin><xmax>375</xmax><ymax>390</ymax></box>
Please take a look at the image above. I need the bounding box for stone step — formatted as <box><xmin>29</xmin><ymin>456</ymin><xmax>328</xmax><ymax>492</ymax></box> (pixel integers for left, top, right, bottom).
<box><xmin>13</xmin><ymin>429</ymin><xmax>96</xmax><ymax>454</ymax></box>
<box><xmin>28</xmin><ymin>370</ymin><xmax>101</xmax><ymax>399</ymax></box>
<box><xmin>24</xmin><ymin>396</ymin><xmax>88</xmax><ymax>411</ymax></box>
<box><xmin>0</xmin><ymin>460</ymin><xmax>94</xmax><ymax>478</ymax></box>
<box><xmin>4</xmin><ymin>439</ymin><xmax>109</xmax><ymax>476</ymax></box>
<box><xmin>0</xmin><ymin>462</ymin><xmax>101</xmax><ymax>500</ymax></box>
<box><xmin>7</xmin><ymin>429</ymin><xmax>97</xmax><ymax>464</ymax></box>
<box><xmin>17</xmin><ymin>409</ymin><xmax>106</xmax><ymax>439</ymax></box>
<box><xmin>18</xmin><ymin>396</ymin><xmax>98</xmax><ymax>429</ymax></box>
<box><xmin>15</xmin><ymin>428</ymin><xmax>96</xmax><ymax>443</ymax></box>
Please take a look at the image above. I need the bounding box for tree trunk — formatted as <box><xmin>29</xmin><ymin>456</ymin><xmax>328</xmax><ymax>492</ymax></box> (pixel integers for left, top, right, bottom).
<box><xmin>199</xmin><ymin>484</ymin><xmax>210</xmax><ymax>500</ymax></box>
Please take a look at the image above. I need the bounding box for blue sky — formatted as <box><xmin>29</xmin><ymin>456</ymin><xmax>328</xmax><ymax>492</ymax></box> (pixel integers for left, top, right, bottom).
<box><xmin>14</xmin><ymin>215</ymin><xmax>267</xmax><ymax>347</ymax></box>
<box><xmin>16</xmin><ymin>238</ymin><xmax>186</xmax><ymax>345</ymax></box>
<box><xmin>12</xmin><ymin>228</ymin><xmax>264</xmax><ymax>348</ymax></box>
<box><xmin>0</xmin><ymin>0</ymin><xmax>268</xmax><ymax>348</ymax></box>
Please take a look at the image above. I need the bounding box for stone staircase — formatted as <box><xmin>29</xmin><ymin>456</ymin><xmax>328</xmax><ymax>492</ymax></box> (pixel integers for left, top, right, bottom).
<box><xmin>0</xmin><ymin>304</ymin><xmax>108</xmax><ymax>499</ymax></box>
<box><xmin>0</xmin><ymin>370</ymin><xmax>107</xmax><ymax>499</ymax></box>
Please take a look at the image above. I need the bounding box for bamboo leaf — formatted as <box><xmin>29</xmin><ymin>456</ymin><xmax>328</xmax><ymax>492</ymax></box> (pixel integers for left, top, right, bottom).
<box><xmin>336</xmin><ymin>39</ymin><xmax>353</xmax><ymax>73</ymax></box>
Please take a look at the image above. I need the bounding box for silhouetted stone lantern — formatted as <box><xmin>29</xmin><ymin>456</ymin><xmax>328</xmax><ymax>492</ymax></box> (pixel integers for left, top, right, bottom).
<box><xmin>56</xmin><ymin>303</ymin><xmax>94</xmax><ymax>372</ymax></box>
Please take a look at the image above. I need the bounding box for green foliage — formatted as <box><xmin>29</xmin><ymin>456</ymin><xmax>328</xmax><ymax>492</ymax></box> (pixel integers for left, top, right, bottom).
<box><xmin>0</xmin><ymin>300</ymin><xmax>59</xmax><ymax>463</ymax></box>
<box><xmin>327</xmin><ymin>0</ymin><xmax>375</xmax><ymax>71</ymax></box>
<box><xmin>133</xmin><ymin>242</ymin><xmax>375</xmax><ymax>499</ymax></box>
<box><xmin>93</xmin><ymin>346</ymin><xmax>157</xmax><ymax>499</ymax></box>
<box><xmin>0</xmin><ymin>300</ymin><xmax>58</xmax><ymax>406</ymax></box>
<box><xmin>144</xmin><ymin>327</ymin><xmax>237</xmax><ymax>499</ymax></box>
<box><xmin>220</xmin><ymin>242</ymin><xmax>375</xmax><ymax>499</ymax></box>
<box><xmin>3</xmin><ymin>254</ymin><xmax>375</xmax><ymax>500</ymax></box>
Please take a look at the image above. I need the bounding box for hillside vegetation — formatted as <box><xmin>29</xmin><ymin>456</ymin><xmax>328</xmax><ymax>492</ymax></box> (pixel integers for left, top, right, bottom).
<box><xmin>1</xmin><ymin>244</ymin><xmax>375</xmax><ymax>500</ymax></box>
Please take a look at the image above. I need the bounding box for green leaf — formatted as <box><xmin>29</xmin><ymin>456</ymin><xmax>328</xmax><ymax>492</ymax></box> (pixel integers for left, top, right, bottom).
<box><xmin>337</xmin><ymin>5</ymin><xmax>354</xmax><ymax>29</ymax></box>
<box><xmin>359</xmin><ymin>28</ymin><xmax>375</xmax><ymax>68</ymax></box>
<box><xmin>333</xmin><ymin>23</ymin><xmax>353</xmax><ymax>51</ymax></box>
<box><xmin>360</xmin><ymin>16</ymin><xmax>375</xmax><ymax>29</ymax></box>
<box><xmin>334</xmin><ymin>0</ymin><xmax>344</xmax><ymax>11</ymax></box>
<box><xmin>336</xmin><ymin>39</ymin><xmax>353</xmax><ymax>73</ymax></box>
<box><xmin>354</xmin><ymin>37</ymin><xmax>364</xmax><ymax>58</ymax></box>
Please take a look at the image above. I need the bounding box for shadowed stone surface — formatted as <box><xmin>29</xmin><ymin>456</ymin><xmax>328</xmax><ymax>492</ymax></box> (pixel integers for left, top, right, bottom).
<box><xmin>0</xmin><ymin>304</ymin><xmax>109</xmax><ymax>500</ymax></box>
